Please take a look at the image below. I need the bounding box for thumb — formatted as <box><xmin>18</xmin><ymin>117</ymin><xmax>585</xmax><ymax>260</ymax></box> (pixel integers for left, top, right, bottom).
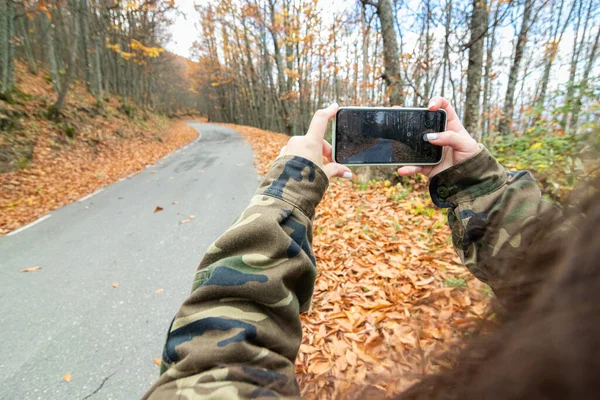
<box><xmin>323</xmin><ymin>163</ymin><xmax>353</xmax><ymax>180</ymax></box>
<box><xmin>425</xmin><ymin>130</ymin><xmax>478</xmax><ymax>153</ymax></box>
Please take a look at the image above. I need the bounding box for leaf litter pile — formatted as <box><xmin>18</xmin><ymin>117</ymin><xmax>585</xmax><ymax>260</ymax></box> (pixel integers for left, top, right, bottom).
<box><xmin>221</xmin><ymin>123</ymin><xmax>492</xmax><ymax>399</ymax></box>
<box><xmin>0</xmin><ymin>62</ymin><xmax>200</xmax><ymax>235</ymax></box>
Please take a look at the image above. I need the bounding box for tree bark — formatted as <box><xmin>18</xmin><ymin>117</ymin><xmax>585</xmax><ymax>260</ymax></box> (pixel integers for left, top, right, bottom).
<box><xmin>0</xmin><ymin>0</ymin><xmax>8</xmax><ymax>95</ymax></box>
<box><xmin>361</xmin><ymin>4</ymin><xmax>371</xmax><ymax>104</ymax></box>
<box><xmin>533</xmin><ymin>0</ymin><xmax>575</xmax><ymax>125</ymax></box>
<box><xmin>44</xmin><ymin>10</ymin><xmax>61</xmax><ymax>93</ymax></box>
<box><xmin>19</xmin><ymin>16</ymin><xmax>38</xmax><ymax>74</ymax></box>
<box><xmin>499</xmin><ymin>0</ymin><xmax>533</xmax><ymax>135</ymax></box>
<box><xmin>463</xmin><ymin>0</ymin><xmax>488</xmax><ymax>134</ymax></box>
<box><xmin>441</xmin><ymin>0</ymin><xmax>452</xmax><ymax>99</ymax></box>
<box><xmin>51</xmin><ymin>0</ymin><xmax>80</xmax><ymax>117</ymax></box>
<box><xmin>481</xmin><ymin>4</ymin><xmax>499</xmax><ymax>139</ymax></box>
<box><xmin>570</xmin><ymin>25</ymin><xmax>600</xmax><ymax>130</ymax></box>
<box><xmin>562</xmin><ymin>0</ymin><xmax>589</xmax><ymax>132</ymax></box>
<box><xmin>1</xmin><ymin>0</ymin><xmax>15</xmax><ymax>97</ymax></box>
<box><xmin>363</xmin><ymin>0</ymin><xmax>405</xmax><ymax>105</ymax></box>
<box><xmin>267</xmin><ymin>0</ymin><xmax>292</xmax><ymax>135</ymax></box>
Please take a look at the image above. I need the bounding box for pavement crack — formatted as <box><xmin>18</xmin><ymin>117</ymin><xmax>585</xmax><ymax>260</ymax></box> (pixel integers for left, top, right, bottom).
<box><xmin>82</xmin><ymin>371</ymin><xmax>117</xmax><ymax>400</ymax></box>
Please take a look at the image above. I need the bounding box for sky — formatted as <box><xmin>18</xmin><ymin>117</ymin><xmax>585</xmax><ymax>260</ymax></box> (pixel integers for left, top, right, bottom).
<box><xmin>166</xmin><ymin>0</ymin><xmax>350</xmax><ymax>59</ymax></box>
<box><xmin>165</xmin><ymin>0</ymin><xmax>582</xmax><ymax>101</ymax></box>
<box><xmin>166</xmin><ymin>0</ymin><xmax>201</xmax><ymax>58</ymax></box>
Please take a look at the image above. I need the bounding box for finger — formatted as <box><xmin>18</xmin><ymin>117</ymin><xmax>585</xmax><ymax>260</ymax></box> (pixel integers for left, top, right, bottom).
<box><xmin>323</xmin><ymin>163</ymin><xmax>352</xmax><ymax>180</ymax></box>
<box><xmin>428</xmin><ymin>97</ymin><xmax>459</xmax><ymax>122</ymax></box>
<box><xmin>279</xmin><ymin>145</ymin><xmax>287</xmax><ymax>156</ymax></box>
<box><xmin>423</xmin><ymin>130</ymin><xmax>478</xmax><ymax>153</ymax></box>
<box><xmin>397</xmin><ymin>166</ymin><xmax>424</xmax><ymax>176</ymax></box>
<box><xmin>306</xmin><ymin>103</ymin><xmax>339</xmax><ymax>142</ymax></box>
<box><xmin>322</xmin><ymin>140</ymin><xmax>333</xmax><ymax>162</ymax></box>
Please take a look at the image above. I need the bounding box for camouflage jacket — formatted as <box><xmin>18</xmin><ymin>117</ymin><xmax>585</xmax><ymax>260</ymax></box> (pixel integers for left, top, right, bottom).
<box><xmin>143</xmin><ymin>147</ymin><xmax>552</xmax><ymax>399</ymax></box>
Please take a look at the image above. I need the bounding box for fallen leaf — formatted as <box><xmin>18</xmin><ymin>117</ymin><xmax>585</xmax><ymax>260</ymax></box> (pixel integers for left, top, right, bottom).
<box><xmin>172</xmin><ymin>201</ymin><xmax>179</xmax><ymax>205</ymax></box>
<box><xmin>62</xmin><ymin>374</ymin><xmax>71</xmax><ymax>382</ymax></box>
<box><xmin>155</xmin><ymin>288</ymin><xmax>164</xmax><ymax>294</ymax></box>
<box><xmin>153</xmin><ymin>206</ymin><xmax>163</xmax><ymax>213</ymax></box>
<box><xmin>154</xmin><ymin>357</ymin><xmax>161</xmax><ymax>366</ymax></box>
<box><xmin>112</xmin><ymin>282</ymin><xmax>118</xmax><ymax>288</ymax></box>
<box><xmin>180</xmin><ymin>217</ymin><xmax>193</xmax><ymax>224</ymax></box>
<box><xmin>169</xmin><ymin>176</ymin><xmax>173</xmax><ymax>180</ymax></box>
<box><xmin>20</xmin><ymin>266</ymin><xmax>42</xmax><ymax>273</ymax></box>
<box><xmin>188</xmin><ymin>215</ymin><xmax>195</xmax><ymax>219</ymax></box>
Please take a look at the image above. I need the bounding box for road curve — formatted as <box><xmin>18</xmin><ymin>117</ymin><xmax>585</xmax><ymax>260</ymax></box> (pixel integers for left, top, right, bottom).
<box><xmin>0</xmin><ymin>123</ymin><xmax>259</xmax><ymax>399</ymax></box>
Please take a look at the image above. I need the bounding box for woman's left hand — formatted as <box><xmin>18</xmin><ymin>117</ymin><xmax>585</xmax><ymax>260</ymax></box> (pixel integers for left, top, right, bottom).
<box><xmin>279</xmin><ymin>103</ymin><xmax>353</xmax><ymax>180</ymax></box>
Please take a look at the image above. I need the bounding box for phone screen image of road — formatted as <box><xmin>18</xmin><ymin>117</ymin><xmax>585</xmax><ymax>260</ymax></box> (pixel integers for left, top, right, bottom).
<box><xmin>335</xmin><ymin>109</ymin><xmax>445</xmax><ymax>164</ymax></box>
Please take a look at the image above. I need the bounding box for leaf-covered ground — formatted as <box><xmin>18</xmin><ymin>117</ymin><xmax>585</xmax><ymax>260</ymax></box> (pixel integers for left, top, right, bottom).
<box><xmin>221</xmin><ymin>123</ymin><xmax>492</xmax><ymax>399</ymax></box>
<box><xmin>0</xmin><ymin>62</ymin><xmax>200</xmax><ymax>235</ymax></box>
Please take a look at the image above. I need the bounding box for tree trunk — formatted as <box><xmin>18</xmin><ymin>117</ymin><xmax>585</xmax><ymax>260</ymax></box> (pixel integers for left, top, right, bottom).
<box><xmin>79</xmin><ymin>0</ymin><xmax>92</xmax><ymax>91</ymax></box>
<box><xmin>361</xmin><ymin>4</ymin><xmax>371</xmax><ymax>104</ymax></box>
<box><xmin>570</xmin><ymin>25</ymin><xmax>600</xmax><ymax>131</ymax></box>
<box><xmin>532</xmin><ymin>0</ymin><xmax>575</xmax><ymax>125</ymax></box>
<box><xmin>499</xmin><ymin>0</ymin><xmax>533</xmax><ymax>135</ymax></box>
<box><xmin>562</xmin><ymin>0</ymin><xmax>589</xmax><ymax>132</ymax></box>
<box><xmin>0</xmin><ymin>0</ymin><xmax>8</xmax><ymax>94</ymax></box>
<box><xmin>363</xmin><ymin>0</ymin><xmax>404</xmax><ymax>105</ymax></box>
<box><xmin>44</xmin><ymin>10</ymin><xmax>61</xmax><ymax>93</ymax></box>
<box><xmin>93</xmin><ymin>34</ymin><xmax>103</xmax><ymax>105</ymax></box>
<box><xmin>267</xmin><ymin>0</ymin><xmax>292</xmax><ymax>135</ymax></box>
<box><xmin>1</xmin><ymin>0</ymin><xmax>15</xmax><ymax>97</ymax></box>
<box><xmin>481</xmin><ymin>4</ymin><xmax>499</xmax><ymax>139</ymax></box>
<box><xmin>441</xmin><ymin>0</ymin><xmax>452</xmax><ymax>99</ymax></box>
<box><xmin>463</xmin><ymin>0</ymin><xmax>488</xmax><ymax>134</ymax></box>
<box><xmin>19</xmin><ymin>17</ymin><xmax>38</xmax><ymax>74</ymax></box>
<box><xmin>51</xmin><ymin>0</ymin><xmax>80</xmax><ymax>117</ymax></box>
<box><xmin>423</xmin><ymin>0</ymin><xmax>433</xmax><ymax>102</ymax></box>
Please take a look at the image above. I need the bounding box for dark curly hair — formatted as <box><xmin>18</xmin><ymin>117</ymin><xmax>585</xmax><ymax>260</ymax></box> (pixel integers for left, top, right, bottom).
<box><xmin>396</xmin><ymin>180</ymin><xmax>600</xmax><ymax>400</ymax></box>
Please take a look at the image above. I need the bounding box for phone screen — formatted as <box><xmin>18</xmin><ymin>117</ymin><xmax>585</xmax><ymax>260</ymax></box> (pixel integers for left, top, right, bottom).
<box><xmin>334</xmin><ymin>108</ymin><xmax>446</xmax><ymax>165</ymax></box>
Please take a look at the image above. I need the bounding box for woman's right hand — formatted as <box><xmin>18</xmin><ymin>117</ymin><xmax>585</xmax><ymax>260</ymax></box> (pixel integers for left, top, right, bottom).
<box><xmin>397</xmin><ymin>97</ymin><xmax>480</xmax><ymax>179</ymax></box>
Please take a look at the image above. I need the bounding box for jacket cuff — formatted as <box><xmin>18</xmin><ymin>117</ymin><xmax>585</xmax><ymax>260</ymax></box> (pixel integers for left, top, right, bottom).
<box><xmin>257</xmin><ymin>156</ymin><xmax>329</xmax><ymax>219</ymax></box>
<box><xmin>429</xmin><ymin>145</ymin><xmax>507</xmax><ymax>208</ymax></box>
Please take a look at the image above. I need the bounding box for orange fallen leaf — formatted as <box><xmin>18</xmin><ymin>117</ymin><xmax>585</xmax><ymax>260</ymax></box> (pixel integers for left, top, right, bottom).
<box><xmin>180</xmin><ymin>217</ymin><xmax>193</xmax><ymax>224</ymax></box>
<box><xmin>153</xmin><ymin>206</ymin><xmax>163</xmax><ymax>213</ymax></box>
<box><xmin>189</xmin><ymin>215</ymin><xmax>195</xmax><ymax>219</ymax></box>
<box><xmin>62</xmin><ymin>374</ymin><xmax>71</xmax><ymax>382</ymax></box>
<box><xmin>20</xmin><ymin>266</ymin><xmax>42</xmax><ymax>273</ymax></box>
<box><xmin>112</xmin><ymin>282</ymin><xmax>118</xmax><ymax>288</ymax></box>
<box><xmin>154</xmin><ymin>357</ymin><xmax>162</xmax><ymax>366</ymax></box>
<box><xmin>155</xmin><ymin>288</ymin><xmax>164</xmax><ymax>293</ymax></box>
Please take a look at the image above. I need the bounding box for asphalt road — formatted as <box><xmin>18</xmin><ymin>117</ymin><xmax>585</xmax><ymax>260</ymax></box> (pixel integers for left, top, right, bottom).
<box><xmin>0</xmin><ymin>123</ymin><xmax>259</xmax><ymax>400</ymax></box>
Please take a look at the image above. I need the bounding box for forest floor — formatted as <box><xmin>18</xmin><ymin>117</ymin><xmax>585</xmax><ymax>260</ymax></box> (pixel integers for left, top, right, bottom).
<box><xmin>0</xmin><ymin>62</ymin><xmax>201</xmax><ymax>235</ymax></box>
<box><xmin>221</xmin><ymin>123</ymin><xmax>493</xmax><ymax>399</ymax></box>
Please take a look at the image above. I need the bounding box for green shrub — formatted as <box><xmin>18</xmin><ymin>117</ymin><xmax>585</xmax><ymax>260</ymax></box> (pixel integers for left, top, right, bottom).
<box><xmin>486</xmin><ymin>100</ymin><xmax>599</xmax><ymax>204</ymax></box>
<box><xmin>119</xmin><ymin>102</ymin><xmax>136</xmax><ymax>119</ymax></box>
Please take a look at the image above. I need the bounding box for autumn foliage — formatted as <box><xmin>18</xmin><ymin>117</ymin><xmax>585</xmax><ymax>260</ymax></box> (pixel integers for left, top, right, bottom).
<box><xmin>0</xmin><ymin>62</ymin><xmax>199</xmax><ymax>235</ymax></box>
<box><xmin>222</xmin><ymin>123</ymin><xmax>491</xmax><ymax>399</ymax></box>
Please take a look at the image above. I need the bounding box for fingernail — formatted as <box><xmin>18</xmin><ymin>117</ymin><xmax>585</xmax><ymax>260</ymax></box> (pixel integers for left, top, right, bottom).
<box><xmin>428</xmin><ymin>99</ymin><xmax>436</xmax><ymax>108</ymax></box>
<box><xmin>342</xmin><ymin>171</ymin><xmax>352</xmax><ymax>179</ymax></box>
<box><xmin>424</xmin><ymin>133</ymin><xmax>438</xmax><ymax>142</ymax></box>
<box><xmin>330</xmin><ymin>102</ymin><xmax>339</xmax><ymax>108</ymax></box>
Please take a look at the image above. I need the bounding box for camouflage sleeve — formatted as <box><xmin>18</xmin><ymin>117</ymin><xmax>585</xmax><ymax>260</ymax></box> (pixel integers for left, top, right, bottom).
<box><xmin>429</xmin><ymin>145</ymin><xmax>557</xmax><ymax>304</ymax></box>
<box><xmin>143</xmin><ymin>155</ymin><xmax>328</xmax><ymax>400</ymax></box>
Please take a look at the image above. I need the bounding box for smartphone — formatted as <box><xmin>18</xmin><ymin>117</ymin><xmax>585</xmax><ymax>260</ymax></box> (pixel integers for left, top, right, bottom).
<box><xmin>332</xmin><ymin>107</ymin><xmax>447</xmax><ymax>165</ymax></box>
